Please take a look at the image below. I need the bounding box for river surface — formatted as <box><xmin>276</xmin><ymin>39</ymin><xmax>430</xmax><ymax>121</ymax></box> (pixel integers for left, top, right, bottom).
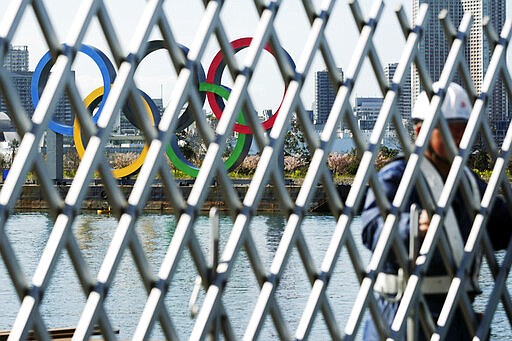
<box><xmin>0</xmin><ymin>212</ymin><xmax>509</xmax><ymax>339</ymax></box>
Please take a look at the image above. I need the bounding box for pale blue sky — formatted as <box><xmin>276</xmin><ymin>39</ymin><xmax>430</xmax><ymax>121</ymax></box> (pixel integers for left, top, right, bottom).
<box><xmin>0</xmin><ymin>0</ymin><xmax>510</xmax><ymax>114</ymax></box>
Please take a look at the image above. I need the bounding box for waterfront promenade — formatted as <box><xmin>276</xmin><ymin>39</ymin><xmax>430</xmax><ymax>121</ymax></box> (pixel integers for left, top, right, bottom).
<box><xmin>6</xmin><ymin>181</ymin><xmax>353</xmax><ymax>213</ymax></box>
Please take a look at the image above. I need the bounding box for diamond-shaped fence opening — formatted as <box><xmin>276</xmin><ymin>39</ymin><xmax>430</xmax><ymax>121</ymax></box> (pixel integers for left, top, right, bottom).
<box><xmin>0</xmin><ymin>0</ymin><xmax>511</xmax><ymax>340</ymax></box>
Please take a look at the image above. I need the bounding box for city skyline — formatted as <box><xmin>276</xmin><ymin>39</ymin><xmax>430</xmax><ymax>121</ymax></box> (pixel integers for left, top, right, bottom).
<box><xmin>2</xmin><ymin>42</ymin><xmax>405</xmax><ymax>115</ymax></box>
<box><xmin>3</xmin><ymin>42</ymin><xmax>351</xmax><ymax>119</ymax></box>
<box><xmin>1</xmin><ymin>1</ymin><xmax>511</xmax><ymax>135</ymax></box>
<box><xmin>0</xmin><ymin>0</ymin><xmax>421</xmax><ymax>114</ymax></box>
<box><xmin>413</xmin><ymin>0</ymin><xmax>509</xmax><ymax>146</ymax></box>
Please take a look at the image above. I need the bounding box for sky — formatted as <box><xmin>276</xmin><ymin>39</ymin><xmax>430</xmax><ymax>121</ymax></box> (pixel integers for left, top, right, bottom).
<box><xmin>0</xmin><ymin>0</ymin><xmax>511</xmax><ymax>115</ymax></box>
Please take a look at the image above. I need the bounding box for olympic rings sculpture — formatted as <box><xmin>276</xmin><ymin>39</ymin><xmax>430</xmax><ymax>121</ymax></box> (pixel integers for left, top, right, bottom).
<box><xmin>31</xmin><ymin>38</ymin><xmax>295</xmax><ymax>178</ymax></box>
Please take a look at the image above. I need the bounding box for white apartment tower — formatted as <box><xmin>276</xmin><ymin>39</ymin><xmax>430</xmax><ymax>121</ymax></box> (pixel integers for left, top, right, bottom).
<box><xmin>412</xmin><ymin>0</ymin><xmax>508</xmax><ymax>146</ymax></box>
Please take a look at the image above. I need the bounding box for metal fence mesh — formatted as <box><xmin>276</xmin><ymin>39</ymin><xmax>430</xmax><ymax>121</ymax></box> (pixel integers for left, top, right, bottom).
<box><xmin>0</xmin><ymin>0</ymin><xmax>511</xmax><ymax>340</ymax></box>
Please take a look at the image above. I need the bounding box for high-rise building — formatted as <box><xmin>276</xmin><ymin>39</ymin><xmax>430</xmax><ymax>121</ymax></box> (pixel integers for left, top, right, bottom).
<box><xmin>412</xmin><ymin>0</ymin><xmax>508</xmax><ymax>146</ymax></box>
<box><xmin>0</xmin><ymin>72</ymin><xmax>34</xmax><ymax>119</ymax></box>
<box><xmin>354</xmin><ymin>96</ymin><xmax>399</xmax><ymax>148</ymax></box>
<box><xmin>411</xmin><ymin>1</ymin><xmax>464</xmax><ymax>100</ymax></box>
<box><xmin>1</xmin><ymin>45</ymin><xmax>33</xmax><ymax>118</ymax></box>
<box><xmin>354</xmin><ymin>97</ymin><xmax>383</xmax><ymax>131</ymax></box>
<box><xmin>3</xmin><ymin>45</ymin><xmax>29</xmax><ymax>72</ymax></box>
<box><xmin>1</xmin><ymin>45</ymin><xmax>74</xmax><ymax>141</ymax></box>
<box><xmin>314</xmin><ymin>68</ymin><xmax>343</xmax><ymax>125</ymax></box>
<box><xmin>461</xmin><ymin>0</ymin><xmax>508</xmax><ymax>146</ymax></box>
<box><xmin>385</xmin><ymin>62</ymin><xmax>412</xmax><ymax>123</ymax></box>
<box><xmin>260</xmin><ymin>109</ymin><xmax>272</xmax><ymax>121</ymax></box>
<box><xmin>54</xmin><ymin>80</ymin><xmax>73</xmax><ymax>130</ymax></box>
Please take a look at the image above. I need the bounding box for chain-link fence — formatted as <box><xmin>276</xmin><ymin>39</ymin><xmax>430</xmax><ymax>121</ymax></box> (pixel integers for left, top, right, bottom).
<box><xmin>0</xmin><ymin>0</ymin><xmax>511</xmax><ymax>340</ymax></box>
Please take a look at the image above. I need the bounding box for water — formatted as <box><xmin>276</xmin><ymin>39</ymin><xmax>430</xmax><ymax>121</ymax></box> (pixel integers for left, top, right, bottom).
<box><xmin>0</xmin><ymin>212</ymin><xmax>510</xmax><ymax>339</ymax></box>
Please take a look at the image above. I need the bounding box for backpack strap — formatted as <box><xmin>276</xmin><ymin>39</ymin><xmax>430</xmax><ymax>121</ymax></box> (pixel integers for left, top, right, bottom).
<box><xmin>420</xmin><ymin>158</ymin><xmax>464</xmax><ymax>266</ymax></box>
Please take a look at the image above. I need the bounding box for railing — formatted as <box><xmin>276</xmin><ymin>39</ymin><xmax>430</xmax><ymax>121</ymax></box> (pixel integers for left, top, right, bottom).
<box><xmin>0</xmin><ymin>0</ymin><xmax>511</xmax><ymax>340</ymax></box>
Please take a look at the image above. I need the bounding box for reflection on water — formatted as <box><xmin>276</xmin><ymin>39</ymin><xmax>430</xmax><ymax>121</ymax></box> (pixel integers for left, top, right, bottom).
<box><xmin>0</xmin><ymin>212</ymin><xmax>510</xmax><ymax>339</ymax></box>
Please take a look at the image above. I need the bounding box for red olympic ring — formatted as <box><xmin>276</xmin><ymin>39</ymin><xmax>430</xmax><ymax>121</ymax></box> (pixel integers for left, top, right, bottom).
<box><xmin>205</xmin><ymin>37</ymin><xmax>294</xmax><ymax>134</ymax></box>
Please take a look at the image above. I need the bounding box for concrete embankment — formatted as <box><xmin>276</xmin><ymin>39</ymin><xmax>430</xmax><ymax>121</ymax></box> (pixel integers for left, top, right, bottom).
<box><xmin>10</xmin><ymin>181</ymin><xmax>354</xmax><ymax>213</ymax></box>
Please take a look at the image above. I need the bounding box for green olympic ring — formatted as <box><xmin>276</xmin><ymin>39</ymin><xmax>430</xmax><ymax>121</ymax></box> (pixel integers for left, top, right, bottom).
<box><xmin>166</xmin><ymin>82</ymin><xmax>252</xmax><ymax>177</ymax></box>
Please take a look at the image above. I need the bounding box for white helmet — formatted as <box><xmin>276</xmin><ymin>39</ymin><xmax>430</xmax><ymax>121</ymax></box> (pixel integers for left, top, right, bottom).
<box><xmin>411</xmin><ymin>82</ymin><xmax>472</xmax><ymax>122</ymax></box>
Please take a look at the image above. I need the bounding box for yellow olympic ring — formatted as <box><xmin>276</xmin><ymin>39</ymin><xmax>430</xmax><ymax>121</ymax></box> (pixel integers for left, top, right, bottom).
<box><xmin>73</xmin><ymin>86</ymin><xmax>154</xmax><ymax>178</ymax></box>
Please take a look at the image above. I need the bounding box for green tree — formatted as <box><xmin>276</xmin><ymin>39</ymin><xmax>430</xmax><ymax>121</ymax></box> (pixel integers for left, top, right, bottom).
<box><xmin>63</xmin><ymin>149</ymin><xmax>81</xmax><ymax>177</ymax></box>
<box><xmin>284</xmin><ymin>115</ymin><xmax>311</xmax><ymax>161</ymax></box>
<box><xmin>175</xmin><ymin>129</ymin><xmax>207</xmax><ymax>164</ymax></box>
<box><xmin>8</xmin><ymin>138</ymin><xmax>19</xmax><ymax>166</ymax></box>
<box><xmin>379</xmin><ymin>145</ymin><xmax>399</xmax><ymax>159</ymax></box>
<box><xmin>470</xmin><ymin>150</ymin><xmax>490</xmax><ymax>171</ymax></box>
<box><xmin>0</xmin><ymin>153</ymin><xmax>8</xmax><ymax>169</ymax></box>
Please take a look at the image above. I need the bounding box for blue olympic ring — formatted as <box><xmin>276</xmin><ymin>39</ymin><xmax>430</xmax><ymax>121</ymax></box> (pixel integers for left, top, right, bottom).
<box><xmin>31</xmin><ymin>44</ymin><xmax>116</xmax><ymax>136</ymax></box>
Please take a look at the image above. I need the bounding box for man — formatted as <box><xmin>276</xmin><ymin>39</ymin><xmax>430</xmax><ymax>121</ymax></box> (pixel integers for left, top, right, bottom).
<box><xmin>361</xmin><ymin>82</ymin><xmax>512</xmax><ymax>340</ymax></box>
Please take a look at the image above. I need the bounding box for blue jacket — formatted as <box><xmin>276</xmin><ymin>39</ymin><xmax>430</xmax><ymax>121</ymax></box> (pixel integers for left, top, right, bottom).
<box><xmin>361</xmin><ymin>158</ymin><xmax>511</xmax><ymax>273</ymax></box>
<box><xmin>360</xmin><ymin>158</ymin><xmax>511</xmax><ymax>340</ymax></box>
